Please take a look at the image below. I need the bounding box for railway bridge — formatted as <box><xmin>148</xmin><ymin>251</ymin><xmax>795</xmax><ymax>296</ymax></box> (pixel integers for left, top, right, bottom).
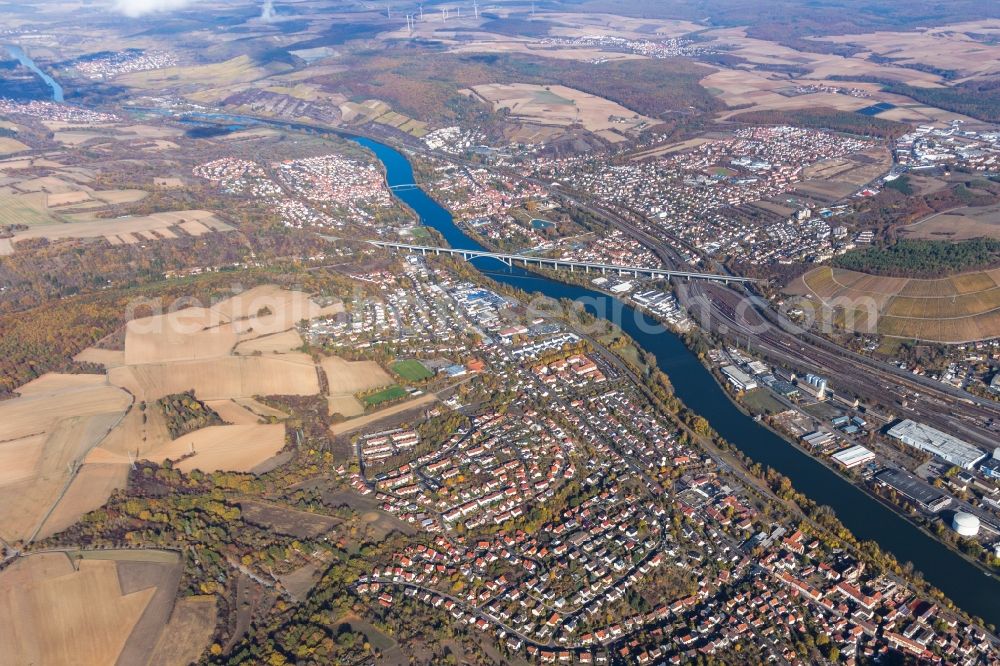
<box><xmin>366</xmin><ymin>240</ymin><xmax>757</xmax><ymax>284</ymax></box>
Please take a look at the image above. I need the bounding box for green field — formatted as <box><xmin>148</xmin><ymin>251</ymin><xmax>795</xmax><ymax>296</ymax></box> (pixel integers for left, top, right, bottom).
<box><xmin>392</xmin><ymin>359</ymin><xmax>434</xmax><ymax>382</ymax></box>
<box><xmin>0</xmin><ymin>194</ymin><xmax>57</xmax><ymax>227</ymax></box>
<box><xmin>361</xmin><ymin>385</ymin><xmax>408</xmax><ymax>407</ymax></box>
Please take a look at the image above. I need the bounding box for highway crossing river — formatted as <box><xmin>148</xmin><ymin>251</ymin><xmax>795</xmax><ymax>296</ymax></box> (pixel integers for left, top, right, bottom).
<box><xmin>353</xmin><ymin>135</ymin><xmax>1000</xmax><ymax>627</ymax></box>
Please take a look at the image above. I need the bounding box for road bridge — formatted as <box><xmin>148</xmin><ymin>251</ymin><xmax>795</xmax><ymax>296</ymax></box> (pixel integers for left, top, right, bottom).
<box><xmin>366</xmin><ymin>240</ymin><xmax>757</xmax><ymax>283</ymax></box>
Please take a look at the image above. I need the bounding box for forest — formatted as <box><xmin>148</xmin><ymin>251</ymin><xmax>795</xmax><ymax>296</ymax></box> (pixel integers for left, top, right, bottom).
<box><xmin>157</xmin><ymin>391</ymin><xmax>226</xmax><ymax>438</ymax></box>
<box><xmin>311</xmin><ymin>50</ymin><xmax>722</xmax><ymax>126</ymax></box>
<box><xmin>878</xmin><ymin>78</ymin><xmax>1000</xmax><ymax>124</ymax></box>
<box><xmin>833</xmin><ymin>238</ymin><xmax>1000</xmax><ymax>277</ymax></box>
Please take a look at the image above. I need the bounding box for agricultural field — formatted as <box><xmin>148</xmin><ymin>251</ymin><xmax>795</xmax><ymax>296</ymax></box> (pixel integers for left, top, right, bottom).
<box><xmin>35</xmin><ymin>463</ymin><xmax>129</xmax><ymax>540</ymax></box>
<box><xmin>234</xmin><ymin>329</ymin><xmax>305</xmax><ymax>355</ymax></box>
<box><xmin>115</xmin><ymin>55</ymin><xmax>290</xmax><ymax>94</ymax></box>
<box><xmin>0</xmin><ymin>209</ymin><xmax>233</xmax><ymax>255</ymax></box>
<box><xmin>0</xmin><ymin>550</ymin><xmax>180</xmax><ymax>666</ymax></box>
<box><xmin>145</xmin><ymin>595</ymin><xmax>218</xmax><ymax>666</ymax></box>
<box><xmin>0</xmin><ymin>373</ymin><xmax>130</xmax><ymax>543</ymax></box>
<box><xmin>468</xmin><ymin>83</ymin><xmax>655</xmax><ymax>137</ymax></box>
<box><xmin>149</xmin><ymin>423</ymin><xmax>286</xmax><ymax>474</ymax></box>
<box><xmin>0</xmin><ymin>137</ymin><xmax>29</xmax><ymax>154</ymax></box>
<box><xmin>789</xmin><ymin>265</ymin><xmax>1000</xmax><ymax>342</ymax></box>
<box><xmin>391</xmin><ymin>359</ymin><xmax>434</xmax><ymax>382</ymax></box>
<box><xmin>900</xmin><ymin>203</ymin><xmax>1000</xmax><ymax>241</ymax></box>
<box><xmin>205</xmin><ymin>399</ymin><xmax>264</xmax><ymax>425</ymax></box>
<box><xmin>0</xmin><ymin>286</ymin><xmax>344</xmax><ymax>514</ymax></box>
<box><xmin>814</xmin><ymin>20</ymin><xmax>1000</xmax><ymax>79</ymax></box>
<box><xmin>322</xmin><ymin>356</ymin><xmax>393</xmax><ymax>417</ymax></box>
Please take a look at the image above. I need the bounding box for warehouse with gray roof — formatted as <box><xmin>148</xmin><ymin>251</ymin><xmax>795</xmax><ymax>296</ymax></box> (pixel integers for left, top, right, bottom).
<box><xmin>886</xmin><ymin>419</ymin><xmax>987</xmax><ymax>470</ymax></box>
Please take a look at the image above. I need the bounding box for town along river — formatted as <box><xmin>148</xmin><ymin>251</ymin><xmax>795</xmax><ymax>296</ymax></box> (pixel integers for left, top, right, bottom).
<box><xmin>352</xmin><ymin>136</ymin><xmax>1000</xmax><ymax>627</ymax></box>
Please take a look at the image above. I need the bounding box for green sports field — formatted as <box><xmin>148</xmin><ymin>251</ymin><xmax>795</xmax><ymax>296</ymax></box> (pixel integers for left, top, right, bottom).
<box><xmin>392</xmin><ymin>359</ymin><xmax>434</xmax><ymax>382</ymax></box>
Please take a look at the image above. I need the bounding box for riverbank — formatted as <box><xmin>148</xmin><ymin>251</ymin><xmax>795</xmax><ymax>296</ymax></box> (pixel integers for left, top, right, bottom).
<box><xmin>349</xmin><ymin>133</ymin><xmax>1000</xmax><ymax>628</ymax></box>
<box><xmin>400</xmin><ymin>140</ymin><xmax>1000</xmax><ymax>581</ymax></box>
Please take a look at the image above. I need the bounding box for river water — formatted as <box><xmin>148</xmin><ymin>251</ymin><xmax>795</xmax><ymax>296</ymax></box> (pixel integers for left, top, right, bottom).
<box><xmin>352</xmin><ymin>136</ymin><xmax>1000</xmax><ymax>626</ymax></box>
<box><xmin>5</xmin><ymin>44</ymin><xmax>64</xmax><ymax>102</ymax></box>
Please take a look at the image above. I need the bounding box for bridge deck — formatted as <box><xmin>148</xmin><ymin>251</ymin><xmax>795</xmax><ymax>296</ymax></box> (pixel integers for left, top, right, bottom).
<box><xmin>366</xmin><ymin>240</ymin><xmax>755</xmax><ymax>283</ymax></box>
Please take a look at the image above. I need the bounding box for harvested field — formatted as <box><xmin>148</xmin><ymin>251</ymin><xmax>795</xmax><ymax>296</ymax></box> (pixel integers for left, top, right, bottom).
<box><xmin>329</xmin><ymin>394</ymin><xmax>365</xmax><ymax>418</ymax></box>
<box><xmin>323</xmin><ymin>356</ymin><xmax>393</xmax><ymax>416</ymax></box>
<box><xmin>0</xmin><ymin>551</ymin><xmax>176</xmax><ymax>666</ymax></box>
<box><xmin>213</xmin><ymin>285</ymin><xmax>343</xmax><ymax>341</ymax></box>
<box><xmin>0</xmin><ymin>137</ymin><xmax>29</xmax><ymax>154</ymax></box>
<box><xmin>469</xmin><ymin>83</ymin><xmax>654</xmax><ymax>134</ymax></box>
<box><xmin>815</xmin><ymin>23</ymin><xmax>1000</xmax><ymax>80</ymax></box>
<box><xmin>0</xmin><ymin>373</ymin><xmax>130</xmax><ymax>542</ymax></box>
<box><xmin>87</xmin><ymin>405</ymin><xmax>171</xmax><ymax>462</ymax></box>
<box><xmin>151</xmin><ymin>423</ymin><xmax>286</xmax><ymax>473</ymax></box>
<box><xmin>35</xmin><ymin>463</ymin><xmax>129</xmax><ymax>540</ymax></box>
<box><xmin>111</xmin><ymin>354</ymin><xmax>321</xmax><ymax>401</ymax></box>
<box><xmin>900</xmin><ymin>203</ymin><xmax>1000</xmax><ymax>241</ymax></box>
<box><xmin>46</xmin><ymin>190</ymin><xmax>91</xmax><ymax>206</ymax></box>
<box><xmin>234</xmin><ymin>329</ymin><xmax>304</xmax><ymax>354</ymax></box>
<box><xmin>125</xmin><ymin>307</ymin><xmax>235</xmax><ymax>365</ymax></box>
<box><xmin>322</xmin><ymin>356</ymin><xmax>393</xmax><ymax>394</ymax></box>
<box><xmin>146</xmin><ymin>595</ymin><xmax>217</xmax><ymax>666</ymax></box>
<box><xmin>235</xmin><ymin>397</ymin><xmax>289</xmax><ymax>420</ymax></box>
<box><xmin>116</xmin><ymin>55</ymin><xmax>280</xmax><ymax>90</ymax></box>
<box><xmin>206</xmin><ymin>399</ymin><xmax>264</xmax><ymax>425</ymax></box>
<box><xmin>2</xmin><ymin>209</ymin><xmax>233</xmax><ymax>252</ymax></box>
<box><xmin>789</xmin><ymin>265</ymin><xmax>1000</xmax><ymax>342</ymax></box>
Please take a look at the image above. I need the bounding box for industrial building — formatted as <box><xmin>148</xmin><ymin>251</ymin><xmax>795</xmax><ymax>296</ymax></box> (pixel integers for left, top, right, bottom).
<box><xmin>801</xmin><ymin>431</ymin><xmax>835</xmax><ymax>451</ymax></box>
<box><xmin>831</xmin><ymin>445</ymin><xmax>876</xmax><ymax>469</ymax></box>
<box><xmin>980</xmin><ymin>448</ymin><xmax>1000</xmax><ymax>481</ymax></box>
<box><xmin>875</xmin><ymin>468</ymin><xmax>951</xmax><ymax>513</ymax></box>
<box><xmin>886</xmin><ymin>420</ymin><xmax>987</xmax><ymax>470</ymax></box>
<box><xmin>721</xmin><ymin>365</ymin><xmax>757</xmax><ymax>391</ymax></box>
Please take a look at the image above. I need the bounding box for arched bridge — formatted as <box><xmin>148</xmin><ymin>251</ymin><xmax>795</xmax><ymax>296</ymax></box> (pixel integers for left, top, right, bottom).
<box><xmin>366</xmin><ymin>240</ymin><xmax>757</xmax><ymax>284</ymax></box>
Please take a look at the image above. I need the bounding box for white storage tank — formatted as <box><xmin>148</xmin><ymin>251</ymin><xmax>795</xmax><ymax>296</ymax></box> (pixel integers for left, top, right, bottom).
<box><xmin>952</xmin><ymin>512</ymin><xmax>980</xmax><ymax>537</ymax></box>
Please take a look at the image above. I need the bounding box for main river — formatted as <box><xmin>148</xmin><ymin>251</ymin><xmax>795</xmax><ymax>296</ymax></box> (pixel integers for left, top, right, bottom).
<box><xmin>353</xmin><ymin>136</ymin><xmax>1000</xmax><ymax>626</ymax></box>
<box><xmin>4</xmin><ymin>44</ymin><xmax>64</xmax><ymax>102</ymax></box>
